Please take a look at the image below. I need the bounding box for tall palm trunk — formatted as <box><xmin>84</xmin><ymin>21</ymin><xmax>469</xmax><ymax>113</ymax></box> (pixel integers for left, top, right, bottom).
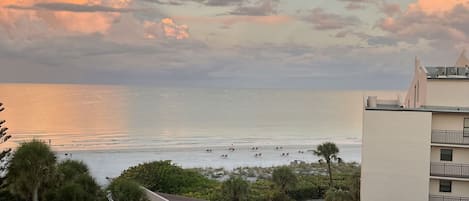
<box><xmin>32</xmin><ymin>183</ymin><xmax>40</xmax><ymax>201</ymax></box>
<box><xmin>327</xmin><ymin>159</ymin><xmax>333</xmax><ymax>187</ymax></box>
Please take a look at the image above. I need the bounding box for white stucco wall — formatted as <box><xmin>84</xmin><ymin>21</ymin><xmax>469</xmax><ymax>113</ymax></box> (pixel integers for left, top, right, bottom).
<box><xmin>361</xmin><ymin>110</ymin><xmax>432</xmax><ymax>201</ymax></box>
<box><xmin>430</xmin><ymin>179</ymin><xmax>469</xmax><ymax>197</ymax></box>
<box><xmin>426</xmin><ymin>80</ymin><xmax>469</xmax><ymax>108</ymax></box>
<box><xmin>432</xmin><ymin>113</ymin><xmax>469</xmax><ymax>130</ymax></box>
<box><xmin>431</xmin><ymin>146</ymin><xmax>469</xmax><ymax>164</ymax></box>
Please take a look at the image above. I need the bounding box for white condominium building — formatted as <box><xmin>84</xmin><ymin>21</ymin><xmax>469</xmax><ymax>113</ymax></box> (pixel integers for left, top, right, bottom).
<box><xmin>361</xmin><ymin>51</ymin><xmax>469</xmax><ymax>201</ymax></box>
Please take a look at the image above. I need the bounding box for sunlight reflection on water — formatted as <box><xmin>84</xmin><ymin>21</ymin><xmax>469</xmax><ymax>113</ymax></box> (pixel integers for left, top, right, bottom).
<box><xmin>0</xmin><ymin>84</ymin><xmax>402</xmax><ymax>151</ymax></box>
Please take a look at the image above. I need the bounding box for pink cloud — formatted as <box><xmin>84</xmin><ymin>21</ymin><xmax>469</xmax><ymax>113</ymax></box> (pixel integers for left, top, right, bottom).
<box><xmin>0</xmin><ymin>0</ymin><xmax>128</xmax><ymax>36</ymax></box>
<box><xmin>409</xmin><ymin>0</ymin><xmax>468</xmax><ymax>13</ymax></box>
<box><xmin>144</xmin><ymin>18</ymin><xmax>189</xmax><ymax>40</ymax></box>
<box><xmin>0</xmin><ymin>0</ymin><xmax>190</xmax><ymax>41</ymax></box>
<box><xmin>376</xmin><ymin>0</ymin><xmax>469</xmax><ymax>46</ymax></box>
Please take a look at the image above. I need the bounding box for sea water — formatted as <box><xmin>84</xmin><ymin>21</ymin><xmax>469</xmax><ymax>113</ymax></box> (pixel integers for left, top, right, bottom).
<box><xmin>0</xmin><ymin>84</ymin><xmax>401</xmax><ymax>183</ymax></box>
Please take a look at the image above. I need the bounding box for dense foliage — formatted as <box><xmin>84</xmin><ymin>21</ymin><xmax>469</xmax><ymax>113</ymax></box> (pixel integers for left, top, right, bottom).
<box><xmin>108</xmin><ymin>178</ymin><xmax>148</xmax><ymax>201</ymax></box>
<box><xmin>220</xmin><ymin>176</ymin><xmax>249</xmax><ymax>201</ymax></box>
<box><xmin>272</xmin><ymin>166</ymin><xmax>297</xmax><ymax>194</ymax></box>
<box><xmin>119</xmin><ymin>160</ymin><xmax>218</xmax><ymax>198</ymax></box>
<box><xmin>325</xmin><ymin>188</ymin><xmax>353</xmax><ymax>201</ymax></box>
<box><xmin>1</xmin><ymin>141</ymin><xmax>108</xmax><ymax>201</ymax></box>
<box><xmin>7</xmin><ymin>140</ymin><xmax>57</xmax><ymax>201</ymax></box>
<box><xmin>1</xmin><ymin>140</ymin><xmax>360</xmax><ymax>201</ymax></box>
<box><xmin>45</xmin><ymin>160</ymin><xmax>104</xmax><ymax>201</ymax></box>
<box><xmin>117</xmin><ymin>157</ymin><xmax>360</xmax><ymax>201</ymax></box>
<box><xmin>0</xmin><ymin>102</ymin><xmax>12</xmax><ymax>186</ymax></box>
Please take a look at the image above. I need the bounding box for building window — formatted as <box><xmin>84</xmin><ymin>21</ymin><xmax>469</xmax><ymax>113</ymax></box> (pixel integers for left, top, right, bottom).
<box><xmin>440</xmin><ymin>149</ymin><xmax>453</xmax><ymax>161</ymax></box>
<box><xmin>439</xmin><ymin>180</ymin><xmax>452</xmax><ymax>193</ymax></box>
<box><xmin>464</xmin><ymin>118</ymin><xmax>469</xmax><ymax>137</ymax></box>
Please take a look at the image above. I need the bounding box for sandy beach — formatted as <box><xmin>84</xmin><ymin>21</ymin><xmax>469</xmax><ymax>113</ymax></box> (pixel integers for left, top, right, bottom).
<box><xmin>57</xmin><ymin>143</ymin><xmax>361</xmax><ymax>184</ymax></box>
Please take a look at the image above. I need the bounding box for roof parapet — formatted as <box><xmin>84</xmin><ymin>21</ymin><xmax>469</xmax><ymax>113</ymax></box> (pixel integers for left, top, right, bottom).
<box><xmin>425</xmin><ymin>66</ymin><xmax>469</xmax><ymax>79</ymax></box>
<box><xmin>365</xmin><ymin>96</ymin><xmax>403</xmax><ymax>109</ymax></box>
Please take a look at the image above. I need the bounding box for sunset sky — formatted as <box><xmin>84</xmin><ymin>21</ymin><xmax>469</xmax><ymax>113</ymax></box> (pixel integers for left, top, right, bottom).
<box><xmin>1</xmin><ymin>0</ymin><xmax>469</xmax><ymax>89</ymax></box>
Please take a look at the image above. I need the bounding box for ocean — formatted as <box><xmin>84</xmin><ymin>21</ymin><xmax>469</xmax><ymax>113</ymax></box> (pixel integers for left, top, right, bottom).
<box><xmin>0</xmin><ymin>84</ymin><xmax>402</xmax><ymax>183</ymax></box>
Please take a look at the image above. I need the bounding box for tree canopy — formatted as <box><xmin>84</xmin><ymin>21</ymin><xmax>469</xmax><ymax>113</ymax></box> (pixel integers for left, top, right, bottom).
<box><xmin>108</xmin><ymin>178</ymin><xmax>148</xmax><ymax>201</ymax></box>
<box><xmin>5</xmin><ymin>141</ymin><xmax>103</xmax><ymax>201</ymax></box>
<box><xmin>119</xmin><ymin>160</ymin><xmax>217</xmax><ymax>195</ymax></box>
<box><xmin>325</xmin><ymin>188</ymin><xmax>353</xmax><ymax>201</ymax></box>
<box><xmin>272</xmin><ymin>166</ymin><xmax>297</xmax><ymax>194</ymax></box>
<box><xmin>221</xmin><ymin>176</ymin><xmax>249</xmax><ymax>201</ymax></box>
<box><xmin>0</xmin><ymin>102</ymin><xmax>12</xmax><ymax>185</ymax></box>
<box><xmin>7</xmin><ymin>140</ymin><xmax>56</xmax><ymax>201</ymax></box>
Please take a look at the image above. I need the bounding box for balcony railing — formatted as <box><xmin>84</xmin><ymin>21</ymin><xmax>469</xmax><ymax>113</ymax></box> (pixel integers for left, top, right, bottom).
<box><xmin>430</xmin><ymin>195</ymin><xmax>469</xmax><ymax>201</ymax></box>
<box><xmin>426</xmin><ymin>66</ymin><xmax>469</xmax><ymax>78</ymax></box>
<box><xmin>431</xmin><ymin>130</ymin><xmax>469</xmax><ymax>145</ymax></box>
<box><xmin>431</xmin><ymin>162</ymin><xmax>469</xmax><ymax>178</ymax></box>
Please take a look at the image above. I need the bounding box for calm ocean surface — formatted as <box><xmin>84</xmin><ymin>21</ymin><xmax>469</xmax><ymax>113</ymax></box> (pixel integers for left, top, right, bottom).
<box><xmin>0</xmin><ymin>84</ymin><xmax>402</xmax><ymax>181</ymax></box>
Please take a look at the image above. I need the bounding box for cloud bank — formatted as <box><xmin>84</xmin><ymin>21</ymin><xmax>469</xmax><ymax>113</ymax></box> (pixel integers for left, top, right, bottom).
<box><xmin>0</xmin><ymin>0</ymin><xmax>189</xmax><ymax>39</ymax></box>
<box><xmin>376</xmin><ymin>0</ymin><xmax>469</xmax><ymax>48</ymax></box>
<box><xmin>1</xmin><ymin>0</ymin><xmax>468</xmax><ymax>89</ymax></box>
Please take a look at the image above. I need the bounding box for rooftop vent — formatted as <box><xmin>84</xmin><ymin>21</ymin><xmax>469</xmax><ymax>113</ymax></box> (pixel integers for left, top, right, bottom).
<box><xmin>367</xmin><ymin>96</ymin><xmax>377</xmax><ymax>108</ymax></box>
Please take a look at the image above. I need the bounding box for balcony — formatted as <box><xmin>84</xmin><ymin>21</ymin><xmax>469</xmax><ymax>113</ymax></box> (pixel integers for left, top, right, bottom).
<box><xmin>430</xmin><ymin>195</ymin><xmax>469</xmax><ymax>201</ymax></box>
<box><xmin>432</xmin><ymin>130</ymin><xmax>469</xmax><ymax>145</ymax></box>
<box><xmin>431</xmin><ymin>162</ymin><xmax>469</xmax><ymax>178</ymax></box>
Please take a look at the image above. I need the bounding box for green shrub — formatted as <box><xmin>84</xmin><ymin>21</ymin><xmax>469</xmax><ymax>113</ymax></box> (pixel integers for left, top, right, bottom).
<box><xmin>325</xmin><ymin>188</ymin><xmax>353</xmax><ymax>201</ymax></box>
<box><xmin>221</xmin><ymin>176</ymin><xmax>249</xmax><ymax>201</ymax></box>
<box><xmin>119</xmin><ymin>160</ymin><xmax>217</xmax><ymax>194</ymax></box>
<box><xmin>108</xmin><ymin>178</ymin><xmax>148</xmax><ymax>201</ymax></box>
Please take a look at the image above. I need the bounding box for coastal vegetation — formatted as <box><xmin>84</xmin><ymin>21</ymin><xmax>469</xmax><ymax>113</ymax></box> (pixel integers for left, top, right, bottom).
<box><xmin>272</xmin><ymin>166</ymin><xmax>297</xmax><ymax>194</ymax></box>
<box><xmin>7</xmin><ymin>140</ymin><xmax>57</xmax><ymax>201</ymax></box>
<box><xmin>115</xmin><ymin>142</ymin><xmax>360</xmax><ymax>201</ymax></box>
<box><xmin>0</xmin><ymin>140</ymin><xmax>359</xmax><ymax>201</ymax></box>
<box><xmin>220</xmin><ymin>176</ymin><xmax>249</xmax><ymax>201</ymax></box>
<box><xmin>108</xmin><ymin>178</ymin><xmax>148</xmax><ymax>201</ymax></box>
<box><xmin>0</xmin><ymin>102</ymin><xmax>12</xmax><ymax>185</ymax></box>
<box><xmin>0</xmin><ymin>140</ymin><xmax>145</xmax><ymax>201</ymax></box>
<box><xmin>313</xmin><ymin>142</ymin><xmax>341</xmax><ymax>187</ymax></box>
<box><xmin>119</xmin><ymin>160</ymin><xmax>218</xmax><ymax>196</ymax></box>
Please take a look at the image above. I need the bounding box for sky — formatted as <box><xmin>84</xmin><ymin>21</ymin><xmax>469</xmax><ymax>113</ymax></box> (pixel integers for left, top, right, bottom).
<box><xmin>1</xmin><ymin>0</ymin><xmax>469</xmax><ymax>89</ymax></box>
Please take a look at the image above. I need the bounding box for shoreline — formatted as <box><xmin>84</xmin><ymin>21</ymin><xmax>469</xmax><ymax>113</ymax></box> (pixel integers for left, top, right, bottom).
<box><xmin>55</xmin><ymin>144</ymin><xmax>361</xmax><ymax>185</ymax></box>
<box><xmin>54</xmin><ymin>142</ymin><xmax>361</xmax><ymax>154</ymax></box>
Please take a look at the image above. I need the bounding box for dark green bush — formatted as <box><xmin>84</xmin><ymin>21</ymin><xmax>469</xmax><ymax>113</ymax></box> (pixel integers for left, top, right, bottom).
<box><xmin>108</xmin><ymin>178</ymin><xmax>148</xmax><ymax>201</ymax></box>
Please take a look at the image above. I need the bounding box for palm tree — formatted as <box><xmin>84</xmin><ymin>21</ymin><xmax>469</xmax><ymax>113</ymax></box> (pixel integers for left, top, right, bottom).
<box><xmin>221</xmin><ymin>176</ymin><xmax>249</xmax><ymax>201</ymax></box>
<box><xmin>7</xmin><ymin>140</ymin><xmax>56</xmax><ymax>201</ymax></box>
<box><xmin>0</xmin><ymin>102</ymin><xmax>12</xmax><ymax>173</ymax></box>
<box><xmin>0</xmin><ymin>102</ymin><xmax>12</xmax><ymax>189</ymax></box>
<box><xmin>272</xmin><ymin>166</ymin><xmax>297</xmax><ymax>194</ymax></box>
<box><xmin>313</xmin><ymin>142</ymin><xmax>341</xmax><ymax>187</ymax></box>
